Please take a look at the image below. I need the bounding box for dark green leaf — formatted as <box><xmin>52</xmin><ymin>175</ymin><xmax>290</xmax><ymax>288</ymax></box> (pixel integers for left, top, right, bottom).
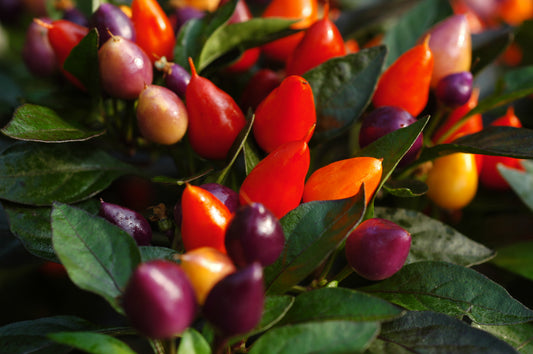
<box><xmin>237</xmin><ymin>295</ymin><xmax>295</xmax><ymax>340</ymax></box>
<box><xmin>0</xmin><ymin>316</ymin><xmax>98</xmax><ymax>354</ymax></box>
<box><xmin>499</xmin><ymin>160</ymin><xmax>533</xmax><ymax>212</ymax></box>
<box><xmin>335</xmin><ymin>0</ymin><xmax>422</xmax><ymax>36</ymax></box>
<box><xmin>279</xmin><ymin>287</ymin><xmax>402</xmax><ymax>325</ymax></box>
<box><xmin>139</xmin><ymin>246</ymin><xmax>178</xmax><ymax>263</ymax></box>
<box><xmin>249</xmin><ymin>321</ymin><xmax>379</xmax><ymax>354</ymax></box>
<box><xmin>199</xmin><ymin>18</ymin><xmax>297</xmax><ymax>72</ymax></box>
<box><xmin>48</xmin><ymin>332</ymin><xmax>136</xmax><ymax>354</ymax></box>
<box><xmin>174</xmin><ymin>0</ymin><xmax>238</xmax><ymax>71</ymax></box>
<box><xmin>63</xmin><ymin>29</ymin><xmax>100</xmax><ymax>96</ymax></box>
<box><xmin>0</xmin><ymin>73</ymin><xmax>23</xmax><ymax>115</ymax></box>
<box><xmin>374</xmin><ymin>207</ymin><xmax>495</xmax><ymax>266</ymax></box>
<box><xmin>265</xmin><ymin>190</ymin><xmax>366</xmax><ymax>294</ymax></box>
<box><xmin>243</xmin><ymin>139</ymin><xmax>262</xmax><ymax>175</ymax></box>
<box><xmin>418</xmin><ymin>126</ymin><xmax>533</xmax><ymax>163</ymax></box>
<box><xmin>382</xmin><ymin>0</ymin><xmax>453</xmax><ymax>67</ymax></box>
<box><xmin>382</xmin><ymin>179</ymin><xmax>428</xmax><ymax>197</ymax></box>
<box><xmin>0</xmin><ymin>142</ymin><xmax>133</xmax><ymax>206</ymax></box>
<box><xmin>492</xmin><ymin>241</ymin><xmax>533</xmax><ymax>282</ymax></box>
<box><xmin>175</xmin><ymin>18</ymin><xmax>207</xmax><ymax>70</ymax></box>
<box><xmin>178</xmin><ymin>328</ymin><xmax>211</xmax><ymax>354</ymax></box>
<box><xmin>471</xmin><ymin>26</ymin><xmax>514</xmax><ymax>76</ymax></box>
<box><xmin>304</xmin><ymin>46</ymin><xmax>387</xmax><ymax>142</ymax></box>
<box><xmin>354</xmin><ymin>115</ymin><xmax>429</xmax><ymax>197</ymax></box>
<box><xmin>1</xmin><ymin>104</ymin><xmax>105</xmax><ymax>142</ymax></box>
<box><xmin>51</xmin><ymin>203</ymin><xmax>141</xmax><ymax>313</ymax></box>
<box><xmin>361</xmin><ymin>261</ymin><xmax>533</xmax><ymax>325</ymax></box>
<box><xmin>3</xmin><ymin>199</ymin><xmax>99</xmax><ymax>262</ymax></box>
<box><xmin>369</xmin><ymin>311</ymin><xmax>517</xmax><ymax>354</ymax></box>
<box><xmin>473</xmin><ymin>322</ymin><xmax>533</xmax><ymax>352</ymax></box>
<box><xmin>203</xmin><ymin>0</ymin><xmax>238</xmax><ymax>38</ymax></box>
<box><xmin>258</xmin><ymin>295</ymin><xmax>295</xmax><ymax>332</ymax></box>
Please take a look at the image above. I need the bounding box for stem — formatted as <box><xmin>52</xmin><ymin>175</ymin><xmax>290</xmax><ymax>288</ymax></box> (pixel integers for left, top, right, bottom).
<box><xmin>149</xmin><ymin>339</ymin><xmax>166</xmax><ymax>354</ymax></box>
<box><xmin>316</xmin><ymin>249</ymin><xmax>340</xmax><ymax>286</ymax></box>
<box><xmin>423</xmin><ymin>106</ymin><xmax>445</xmax><ymax>147</ymax></box>
<box><xmin>332</xmin><ymin>264</ymin><xmax>354</xmax><ymax>284</ymax></box>
<box><xmin>168</xmin><ymin>338</ymin><xmax>177</xmax><ymax>354</ymax></box>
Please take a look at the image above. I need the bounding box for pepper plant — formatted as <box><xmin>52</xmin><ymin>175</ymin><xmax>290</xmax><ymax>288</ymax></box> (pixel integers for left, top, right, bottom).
<box><xmin>1</xmin><ymin>0</ymin><xmax>533</xmax><ymax>353</ymax></box>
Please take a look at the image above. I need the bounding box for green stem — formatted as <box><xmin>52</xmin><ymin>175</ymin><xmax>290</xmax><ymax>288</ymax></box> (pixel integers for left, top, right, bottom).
<box><xmin>332</xmin><ymin>264</ymin><xmax>354</xmax><ymax>284</ymax></box>
<box><xmin>423</xmin><ymin>106</ymin><xmax>446</xmax><ymax>147</ymax></box>
<box><xmin>316</xmin><ymin>249</ymin><xmax>340</xmax><ymax>286</ymax></box>
<box><xmin>149</xmin><ymin>339</ymin><xmax>166</xmax><ymax>354</ymax></box>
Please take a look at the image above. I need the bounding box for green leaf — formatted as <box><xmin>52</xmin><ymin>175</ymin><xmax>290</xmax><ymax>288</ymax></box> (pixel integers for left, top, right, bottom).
<box><xmin>473</xmin><ymin>322</ymin><xmax>533</xmax><ymax>352</ymax></box>
<box><xmin>265</xmin><ymin>190</ymin><xmax>366</xmax><ymax>294</ymax></box>
<box><xmin>48</xmin><ymin>332</ymin><xmax>136</xmax><ymax>354</ymax></box>
<box><xmin>382</xmin><ymin>0</ymin><xmax>453</xmax><ymax>67</ymax></box>
<box><xmin>304</xmin><ymin>46</ymin><xmax>387</xmax><ymax>142</ymax></box>
<box><xmin>499</xmin><ymin>160</ymin><xmax>533</xmax><ymax>213</ymax></box>
<box><xmin>361</xmin><ymin>261</ymin><xmax>533</xmax><ymax>325</ymax></box>
<box><xmin>1</xmin><ymin>104</ymin><xmax>105</xmax><ymax>142</ymax></box>
<box><xmin>460</xmin><ymin>66</ymin><xmax>533</xmax><ymax>123</ymax></box>
<box><xmin>279</xmin><ymin>287</ymin><xmax>403</xmax><ymax>325</ymax></box>
<box><xmin>369</xmin><ymin>311</ymin><xmax>517</xmax><ymax>353</ymax></box>
<box><xmin>258</xmin><ymin>295</ymin><xmax>295</xmax><ymax>332</ymax></box>
<box><xmin>374</xmin><ymin>207</ymin><xmax>495</xmax><ymax>266</ymax></box>
<box><xmin>335</xmin><ymin>0</ymin><xmax>422</xmax><ymax>36</ymax></box>
<box><xmin>0</xmin><ymin>142</ymin><xmax>133</xmax><ymax>206</ymax></box>
<box><xmin>382</xmin><ymin>179</ymin><xmax>428</xmax><ymax>197</ymax></box>
<box><xmin>243</xmin><ymin>139</ymin><xmax>262</xmax><ymax>175</ymax></box>
<box><xmin>63</xmin><ymin>29</ymin><xmax>100</xmax><ymax>96</ymax></box>
<box><xmin>492</xmin><ymin>241</ymin><xmax>533</xmax><ymax>282</ymax></box>
<box><xmin>198</xmin><ymin>18</ymin><xmax>297</xmax><ymax>72</ymax></box>
<box><xmin>204</xmin><ymin>113</ymin><xmax>255</xmax><ymax>185</ymax></box>
<box><xmin>174</xmin><ymin>0</ymin><xmax>238</xmax><ymax>71</ymax></box>
<box><xmin>471</xmin><ymin>26</ymin><xmax>514</xmax><ymax>76</ymax></box>
<box><xmin>51</xmin><ymin>203</ymin><xmax>141</xmax><ymax>313</ymax></box>
<box><xmin>354</xmin><ymin>115</ymin><xmax>429</xmax><ymax>196</ymax></box>
<box><xmin>249</xmin><ymin>321</ymin><xmax>379</xmax><ymax>354</ymax></box>
<box><xmin>418</xmin><ymin>126</ymin><xmax>533</xmax><ymax>164</ymax></box>
<box><xmin>178</xmin><ymin>328</ymin><xmax>211</xmax><ymax>354</ymax></box>
<box><xmin>0</xmin><ymin>316</ymin><xmax>99</xmax><ymax>354</ymax></box>
<box><xmin>236</xmin><ymin>295</ymin><xmax>295</xmax><ymax>340</ymax></box>
<box><xmin>3</xmin><ymin>199</ymin><xmax>99</xmax><ymax>262</ymax></box>
<box><xmin>175</xmin><ymin>18</ymin><xmax>207</xmax><ymax>70</ymax></box>
<box><xmin>139</xmin><ymin>246</ymin><xmax>178</xmax><ymax>262</ymax></box>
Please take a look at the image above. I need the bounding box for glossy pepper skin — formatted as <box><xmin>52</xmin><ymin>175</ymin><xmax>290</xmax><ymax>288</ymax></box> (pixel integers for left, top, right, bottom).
<box><xmin>260</xmin><ymin>0</ymin><xmax>319</xmax><ymax>63</ymax></box>
<box><xmin>372</xmin><ymin>36</ymin><xmax>434</xmax><ymax>117</ymax></box>
<box><xmin>285</xmin><ymin>2</ymin><xmax>346</xmax><ymax>76</ymax></box>
<box><xmin>177</xmin><ymin>247</ymin><xmax>236</xmax><ymax>305</ymax></box>
<box><xmin>302</xmin><ymin>156</ymin><xmax>383</xmax><ymax>206</ymax></box>
<box><xmin>185</xmin><ymin>58</ymin><xmax>247</xmax><ymax>160</ymax></box>
<box><xmin>181</xmin><ymin>184</ymin><xmax>233</xmax><ymax>254</ymax></box>
<box><xmin>253</xmin><ymin>75</ymin><xmax>316</xmax><ymax>153</ymax></box>
<box><xmin>44</xmin><ymin>19</ymin><xmax>89</xmax><ymax>89</ymax></box>
<box><xmin>239</xmin><ymin>140</ymin><xmax>310</xmax><ymax>219</ymax></box>
<box><xmin>131</xmin><ymin>0</ymin><xmax>175</xmax><ymax>62</ymax></box>
<box><xmin>426</xmin><ymin>152</ymin><xmax>478</xmax><ymax>210</ymax></box>
<box><xmin>423</xmin><ymin>14</ymin><xmax>472</xmax><ymax>88</ymax></box>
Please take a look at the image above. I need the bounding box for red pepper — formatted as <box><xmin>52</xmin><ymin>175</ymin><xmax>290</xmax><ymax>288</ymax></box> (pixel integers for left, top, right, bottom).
<box><xmin>131</xmin><ymin>0</ymin><xmax>175</xmax><ymax>62</ymax></box>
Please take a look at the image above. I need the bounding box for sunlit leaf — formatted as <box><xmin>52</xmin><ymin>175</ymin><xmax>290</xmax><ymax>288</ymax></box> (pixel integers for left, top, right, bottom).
<box><xmin>362</xmin><ymin>261</ymin><xmax>533</xmax><ymax>325</ymax></box>
<box><xmin>51</xmin><ymin>203</ymin><xmax>141</xmax><ymax>313</ymax></box>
